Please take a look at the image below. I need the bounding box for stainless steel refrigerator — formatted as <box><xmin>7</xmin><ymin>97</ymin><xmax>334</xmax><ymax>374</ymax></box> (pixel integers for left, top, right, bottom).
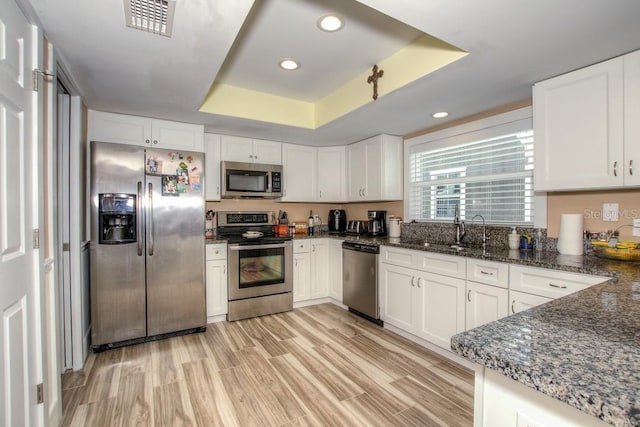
<box><xmin>90</xmin><ymin>141</ymin><xmax>205</xmax><ymax>349</ymax></box>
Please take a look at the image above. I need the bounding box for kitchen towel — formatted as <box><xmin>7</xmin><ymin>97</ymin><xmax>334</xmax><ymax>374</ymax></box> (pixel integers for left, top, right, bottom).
<box><xmin>557</xmin><ymin>213</ymin><xmax>584</xmax><ymax>255</ymax></box>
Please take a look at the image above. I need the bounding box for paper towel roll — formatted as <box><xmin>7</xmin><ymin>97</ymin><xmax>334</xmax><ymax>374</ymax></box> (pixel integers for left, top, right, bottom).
<box><xmin>557</xmin><ymin>214</ymin><xmax>584</xmax><ymax>255</ymax></box>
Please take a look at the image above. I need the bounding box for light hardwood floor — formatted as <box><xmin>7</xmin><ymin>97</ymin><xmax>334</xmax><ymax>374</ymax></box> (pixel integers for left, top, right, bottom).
<box><xmin>61</xmin><ymin>303</ymin><xmax>473</xmax><ymax>426</ymax></box>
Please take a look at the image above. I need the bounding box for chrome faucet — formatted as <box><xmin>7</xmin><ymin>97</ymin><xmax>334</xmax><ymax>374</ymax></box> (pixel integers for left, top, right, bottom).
<box><xmin>472</xmin><ymin>214</ymin><xmax>488</xmax><ymax>249</ymax></box>
<box><xmin>453</xmin><ymin>204</ymin><xmax>466</xmax><ymax>246</ymax></box>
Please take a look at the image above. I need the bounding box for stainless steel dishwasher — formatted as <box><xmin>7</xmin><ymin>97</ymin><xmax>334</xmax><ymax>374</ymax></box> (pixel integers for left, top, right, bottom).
<box><xmin>342</xmin><ymin>241</ymin><xmax>382</xmax><ymax>325</ymax></box>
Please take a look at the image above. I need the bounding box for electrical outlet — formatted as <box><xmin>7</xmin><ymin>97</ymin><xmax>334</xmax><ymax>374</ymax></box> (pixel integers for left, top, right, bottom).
<box><xmin>603</xmin><ymin>203</ymin><xmax>619</xmax><ymax>222</ymax></box>
<box><xmin>633</xmin><ymin>219</ymin><xmax>640</xmax><ymax>237</ymax></box>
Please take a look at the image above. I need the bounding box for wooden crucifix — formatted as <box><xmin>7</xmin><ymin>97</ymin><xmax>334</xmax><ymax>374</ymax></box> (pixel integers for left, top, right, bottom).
<box><xmin>367</xmin><ymin>64</ymin><xmax>384</xmax><ymax>100</ymax></box>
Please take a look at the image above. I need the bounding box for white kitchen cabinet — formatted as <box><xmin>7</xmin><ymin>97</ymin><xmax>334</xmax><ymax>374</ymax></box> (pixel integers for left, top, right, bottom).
<box><xmin>509</xmin><ymin>290</ymin><xmax>551</xmax><ymax>315</ymax></box>
<box><xmin>379</xmin><ymin>262</ymin><xmax>418</xmax><ymax>332</ymax></box>
<box><xmin>509</xmin><ymin>265</ymin><xmax>607</xmax><ymax>300</ymax></box>
<box><xmin>317</xmin><ymin>146</ymin><xmax>347</xmax><ymax>202</ymax></box>
<box><xmin>310</xmin><ymin>240</ymin><xmax>329</xmax><ymax>299</ymax></box>
<box><xmin>380</xmin><ymin>246</ymin><xmax>465</xmax><ymax>350</ymax></box>
<box><xmin>204</xmin><ymin>133</ymin><xmax>221</xmax><ymax>201</ymax></box>
<box><xmin>220</xmin><ymin>135</ymin><xmax>282</xmax><ymax>164</ymax></box>
<box><xmin>465</xmin><ymin>281</ymin><xmax>509</xmax><ymax>330</ymax></box>
<box><xmin>347</xmin><ymin>134</ymin><xmax>403</xmax><ymax>201</ymax></box>
<box><xmin>328</xmin><ymin>239</ymin><xmax>343</xmax><ymax>302</ymax></box>
<box><xmin>205</xmin><ymin>244</ymin><xmax>227</xmax><ymax>319</ymax></box>
<box><xmin>533</xmin><ymin>55</ymin><xmax>626</xmax><ymax>191</ymax></box>
<box><xmin>88</xmin><ymin>110</ymin><xmax>204</xmax><ymax>151</ymax></box>
<box><xmin>418</xmin><ymin>272</ymin><xmax>466</xmax><ymax>349</ymax></box>
<box><xmin>623</xmin><ymin>49</ymin><xmax>640</xmax><ymax>186</ymax></box>
<box><xmin>281</xmin><ymin>144</ymin><xmax>317</xmax><ymax>201</ymax></box>
<box><xmin>293</xmin><ymin>241</ymin><xmax>311</xmax><ymax>302</ymax></box>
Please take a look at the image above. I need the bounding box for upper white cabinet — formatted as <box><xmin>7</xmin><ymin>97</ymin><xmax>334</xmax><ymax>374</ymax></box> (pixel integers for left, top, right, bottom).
<box><xmin>534</xmin><ymin>50</ymin><xmax>640</xmax><ymax>191</ymax></box>
<box><xmin>204</xmin><ymin>133</ymin><xmax>221</xmax><ymax>201</ymax></box>
<box><xmin>88</xmin><ymin>110</ymin><xmax>204</xmax><ymax>151</ymax></box>
<box><xmin>347</xmin><ymin>134</ymin><xmax>403</xmax><ymax>201</ymax></box>
<box><xmin>317</xmin><ymin>146</ymin><xmax>347</xmax><ymax>202</ymax></box>
<box><xmin>220</xmin><ymin>135</ymin><xmax>282</xmax><ymax>164</ymax></box>
<box><xmin>281</xmin><ymin>144</ymin><xmax>317</xmax><ymax>201</ymax></box>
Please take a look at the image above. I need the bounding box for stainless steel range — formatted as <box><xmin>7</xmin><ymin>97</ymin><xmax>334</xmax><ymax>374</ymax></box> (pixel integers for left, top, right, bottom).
<box><xmin>217</xmin><ymin>211</ymin><xmax>293</xmax><ymax>321</ymax></box>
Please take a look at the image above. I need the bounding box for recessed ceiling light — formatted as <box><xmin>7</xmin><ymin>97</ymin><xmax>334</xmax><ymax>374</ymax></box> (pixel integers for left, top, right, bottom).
<box><xmin>279</xmin><ymin>59</ymin><xmax>300</xmax><ymax>70</ymax></box>
<box><xmin>318</xmin><ymin>14</ymin><xmax>344</xmax><ymax>32</ymax></box>
<box><xmin>432</xmin><ymin>111</ymin><xmax>449</xmax><ymax>118</ymax></box>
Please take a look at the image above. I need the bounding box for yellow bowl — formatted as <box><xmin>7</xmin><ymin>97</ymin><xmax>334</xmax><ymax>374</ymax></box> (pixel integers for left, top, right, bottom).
<box><xmin>593</xmin><ymin>246</ymin><xmax>640</xmax><ymax>262</ymax></box>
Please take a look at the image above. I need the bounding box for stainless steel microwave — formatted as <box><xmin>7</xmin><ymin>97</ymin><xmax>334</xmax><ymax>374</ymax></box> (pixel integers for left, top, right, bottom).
<box><xmin>221</xmin><ymin>161</ymin><xmax>283</xmax><ymax>198</ymax></box>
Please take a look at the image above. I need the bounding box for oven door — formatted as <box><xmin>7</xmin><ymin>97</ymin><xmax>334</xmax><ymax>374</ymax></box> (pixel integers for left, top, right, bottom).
<box><xmin>228</xmin><ymin>241</ymin><xmax>293</xmax><ymax>301</ymax></box>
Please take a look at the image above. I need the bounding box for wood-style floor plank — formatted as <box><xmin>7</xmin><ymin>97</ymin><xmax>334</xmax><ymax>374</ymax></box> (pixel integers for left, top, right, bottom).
<box><xmin>61</xmin><ymin>303</ymin><xmax>473</xmax><ymax>427</ymax></box>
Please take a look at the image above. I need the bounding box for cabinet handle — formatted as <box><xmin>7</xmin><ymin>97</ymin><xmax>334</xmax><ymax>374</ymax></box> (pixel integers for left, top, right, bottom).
<box><xmin>254</xmin><ymin>155</ymin><xmax>258</xmax><ymax>159</ymax></box>
<box><xmin>319</xmin><ymin>190</ymin><xmax>322</xmax><ymax>198</ymax></box>
<box><xmin>249</xmin><ymin>155</ymin><xmax>253</xmax><ymax>159</ymax></box>
<box><xmin>295</xmin><ymin>259</ymin><xmax>298</xmax><ymax>267</ymax></box>
<box><xmin>216</xmin><ymin>186</ymin><xmax>219</xmax><ymax>195</ymax></box>
<box><xmin>214</xmin><ymin>250</ymin><xmax>219</xmax><ymax>255</ymax></box>
<box><xmin>410</xmin><ymin>276</ymin><xmax>415</xmax><ymax>286</ymax></box>
<box><xmin>467</xmin><ymin>290</ymin><xmax>471</xmax><ymax>302</ymax></box>
<box><xmin>613</xmin><ymin>161</ymin><xmax>618</xmax><ymax>177</ymax></box>
<box><xmin>145</xmin><ymin>139</ymin><xmax>150</xmax><ymax>144</ymax></box>
<box><xmin>223</xmin><ymin>266</ymin><xmax>226</xmax><ymax>274</ymax></box>
<box><xmin>416</xmin><ymin>278</ymin><xmax>421</xmax><ymax>288</ymax></box>
<box><xmin>480</xmin><ymin>270</ymin><xmax>494</xmax><ymax>276</ymax></box>
<box><xmin>630</xmin><ymin>160</ymin><xmax>634</xmax><ymax>176</ymax></box>
<box><xmin>511</xmin><ymin>300</ymin><xmax>516</xmax><ymax>314</ymax></box>
<box><xmin>548</xmin><ymin>283</ymin><xmax>567</xmax><ymax>289</ymax></box>
<box><xmin>299</xmin><ymin>244</ymin><xmax>304</xmax><ymax>248</ymax></box>
<box><xmin>153</xmin><ymin>139</ymin><xmax>158</xmax><ymax>145</ymax></box>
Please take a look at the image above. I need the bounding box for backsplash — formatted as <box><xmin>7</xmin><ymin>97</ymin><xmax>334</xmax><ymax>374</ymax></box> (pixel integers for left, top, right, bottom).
<box><xmin>401</xmin><ymin>221</ymin><xmax>554</xmax><ymax>251</ymax></box>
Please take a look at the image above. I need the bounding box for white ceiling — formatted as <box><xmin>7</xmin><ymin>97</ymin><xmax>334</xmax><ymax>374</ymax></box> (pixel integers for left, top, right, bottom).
<box><xmin>30</xmin><ymin>0</ymin><xmax>640</xmax><ymax>146</ymax></box>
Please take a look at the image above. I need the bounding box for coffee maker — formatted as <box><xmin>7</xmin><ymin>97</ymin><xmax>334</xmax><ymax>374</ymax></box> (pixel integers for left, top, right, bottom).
<box><xmin>368</xmin><ymin>210</ymin><xmax>387</xmax><ymax>236</ymax></box>
<box><xmin>328</xmin><ymin>209</ymin><xmax>347</xmax><ymax>233</ymax></box>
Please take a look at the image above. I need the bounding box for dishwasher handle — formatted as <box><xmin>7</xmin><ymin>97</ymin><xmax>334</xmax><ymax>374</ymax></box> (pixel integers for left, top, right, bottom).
<box><xmin>342</xmin><ymin>241</ymin><xmax>380</xmax><ymax>254</ymax></box>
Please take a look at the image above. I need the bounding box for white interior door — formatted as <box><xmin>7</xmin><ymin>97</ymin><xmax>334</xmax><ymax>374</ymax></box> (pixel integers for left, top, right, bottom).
<box><xmin>0</xmin><ymin>0</ymin><xmax>40</xmax><ymax>425</ymax></box>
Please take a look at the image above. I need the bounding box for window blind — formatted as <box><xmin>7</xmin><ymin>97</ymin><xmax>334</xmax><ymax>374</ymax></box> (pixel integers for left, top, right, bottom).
<box><xmin>408</xmin><ymin>130</ymin><xmax>534</xmax><ymax>224</ymax></box>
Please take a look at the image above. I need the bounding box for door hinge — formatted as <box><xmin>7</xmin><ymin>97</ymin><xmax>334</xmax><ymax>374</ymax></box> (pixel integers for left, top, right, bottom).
<box><xmin>36</xmin><ymin>383</ymin><xmax>44</xmax><ymax>404</ymax></box>
<box><xmin>33</xmin><ymin>229</ymin><xmax>40</xmax><ymax>249</ymax></box>
<box><xmin>32</xmin><ymin>69</ymin><xmax>55</xmax><ymax>92</ymax></box>
<box><xmin>62</xmin><ymin>242</ymin><xmax>70</xmax><ymax>252</ymax></box>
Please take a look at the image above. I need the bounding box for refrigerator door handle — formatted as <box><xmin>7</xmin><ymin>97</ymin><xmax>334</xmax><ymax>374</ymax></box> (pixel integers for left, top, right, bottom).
<box><xmin>148</xmin><ymin>182</ymin><xmax>154</xmax><ymax>256</ymax></box>
<box><xmin>137</xmin><ymin>181</ymin><xmax>143</xmax><ymax>256</ymax></box>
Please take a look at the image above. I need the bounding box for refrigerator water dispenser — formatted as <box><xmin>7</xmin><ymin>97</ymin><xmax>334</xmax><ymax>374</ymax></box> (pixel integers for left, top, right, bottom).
<box><xmin>99</xmin><ymin>193</ymin><xmax>137</xmax><ymax>244</ymax></box>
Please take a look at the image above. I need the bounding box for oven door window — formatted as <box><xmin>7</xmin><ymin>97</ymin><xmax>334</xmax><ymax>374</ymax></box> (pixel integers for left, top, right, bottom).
<box><xmin>238</xmin><ymin>247</ymin><xmax>284</xmax><ymax>288</ymax></box>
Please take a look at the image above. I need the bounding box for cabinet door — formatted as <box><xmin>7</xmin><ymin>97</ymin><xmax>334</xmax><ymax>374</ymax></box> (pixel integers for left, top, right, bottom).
<box><xmin>465</xmin><ymin>281</ymin><xmax>508</xmax><ymax>330</ymax></box>
<box><xmin>509</xmin><ymin>290</ymin><xmax>552</xmax><ymax>315</ymax></box>
<box><xmin>206</xmin><ymin>259</ymin><xmax>227</xmax><ymax>317</ymax></box>
<box><xmin>317</xmin><ymin>146</ymin><xmax>347</xmax><ymax>202</ymax></box>
<box><xmin>534</xmin><ymin>57</ymin><xmax>624</xmax><ymax>191</ymax></box>
<box><xmin>88</xmin><ymin>110</ymin><xmax>151</xmax><ymax>146</ymax></box>
<box><xmin>220</xmin><ymin>135</ymin><xmax>254</xmax><ymax>162</ymax></box>
<box><xmin>328</xmin><ymin>239</ymin><xmax>343</xmax><ymax>302</ymax></box>
<box><xmin>253</xmin><ymin>139</ymin><xmax>282</xmax><ymax>164</ymax></box>
<box><xmin>418</xmin><ymin>273</ymin><xmax>466</xmax><ymax>350</ymax></box>
<box><xmin>348</xmin><ymin>141</ymin><xmax>367</xmax><ymax>200</ymax></box>
<box><xmin>363</xmin><ymin>137</ymin><xmax>382</xmax><ymax>200</ymax></box>
<box><xmin>282</xmin><ymin>144</ymin><xmax>317</xmax><ymax>201</ymax></box>
<box><xmin>293</xmin><ymin>253</ymin><xmax>311</xmax><ymax>302</ymax></box>
<box><xmin>624</xmin><ymin>50</ymin><xmax>640</xmax><ymax>186</ymax></box>
<box><xmin>379</xmin><ymin>263</ymin><xmax>418</xmax><ymax>333</ymax></box>
<box><xmin>151</xmin><ymin>119</ymin><xmax>204</xmax><ymax>151</ymax></box>
<box><xmin>310</xmin><ymin>240</ymin><xmax>329</xmax><ymax>299</ymax></box>
<box><xmin>204</xmin><ymin>133</ymin><xmax>221</xmax><ymax>201</ymax></box>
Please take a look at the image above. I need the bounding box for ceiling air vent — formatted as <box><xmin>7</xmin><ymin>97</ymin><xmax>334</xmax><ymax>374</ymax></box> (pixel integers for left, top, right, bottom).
<box><xmin>124</xmin><ymin>0</ymin><xmax>176</xmax><ymax>37</ymax></box>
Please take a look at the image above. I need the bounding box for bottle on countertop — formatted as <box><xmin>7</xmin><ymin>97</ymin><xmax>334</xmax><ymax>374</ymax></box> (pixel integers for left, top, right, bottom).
<box><xmin>508</xmin><ymin>226</ymin><xmax>520</xmax><ymax>250</ymax></box>
<box><xmin>308</xmin><ymin>210</ymin><xmax>314</xmax><ymax>236</ymax></box>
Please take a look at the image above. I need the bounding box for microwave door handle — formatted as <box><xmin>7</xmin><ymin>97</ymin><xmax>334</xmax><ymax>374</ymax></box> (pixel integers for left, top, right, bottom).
<box><xmin>148</xmin><ymin>182</ymin><xmax>154</xmax><ymax>256</ymax></box>
<box><xmin>137</xmin><ymin>181</ymin><xmax>143</xmax><ymax>256</ymax></box>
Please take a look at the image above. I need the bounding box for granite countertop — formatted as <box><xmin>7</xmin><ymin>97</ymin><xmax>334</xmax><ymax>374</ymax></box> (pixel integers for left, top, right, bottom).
<box><xmin>208</xmin><ymin>232</ymin><xmax>640</xmax><ymax>425</ymax></box>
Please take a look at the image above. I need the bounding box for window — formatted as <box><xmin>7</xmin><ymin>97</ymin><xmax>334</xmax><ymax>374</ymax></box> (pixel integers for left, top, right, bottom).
<box><xmin>406</xmin><ymin>109</ymin><xmax>536</xmax><ymax>225</ymax></box>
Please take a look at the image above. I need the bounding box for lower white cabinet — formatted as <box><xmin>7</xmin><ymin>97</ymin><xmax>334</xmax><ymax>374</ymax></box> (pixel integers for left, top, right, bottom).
<box><xmin>293</xmin><ymin>241</ymin><xmax>311</xmax><ymax>302</ymax></box>
<box><xmin>465</xmin><ymin>281</ymin><xmax>509</xmax><ymax>330</ymax></box>
<box><xmin>310</xmin><ymin>240</ymin><xmax>329</xmax><ymax>299</ymax></box>
<box><xmin>328</xmin><ymin>239</ymin><xmax>343</xmax><ymax>302</ymax></box>
<box><xmin>419</xmin><ymin>272</ymin><xmax>466</xmax><ymax>349</ymax></box>
<box><xmin>509</xmin><ymin>290</ymin><xmax>552</xmax><ymax>315</ymax></box>
<box><xmin>379</xmin><ymin>261</ymin><xmax>465</xmax><ymax>350</ymax></box>
<box><xmin>205</xmin><ymin>244</ymin><xmax>227</xmax><ymax>318</ymax></box>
